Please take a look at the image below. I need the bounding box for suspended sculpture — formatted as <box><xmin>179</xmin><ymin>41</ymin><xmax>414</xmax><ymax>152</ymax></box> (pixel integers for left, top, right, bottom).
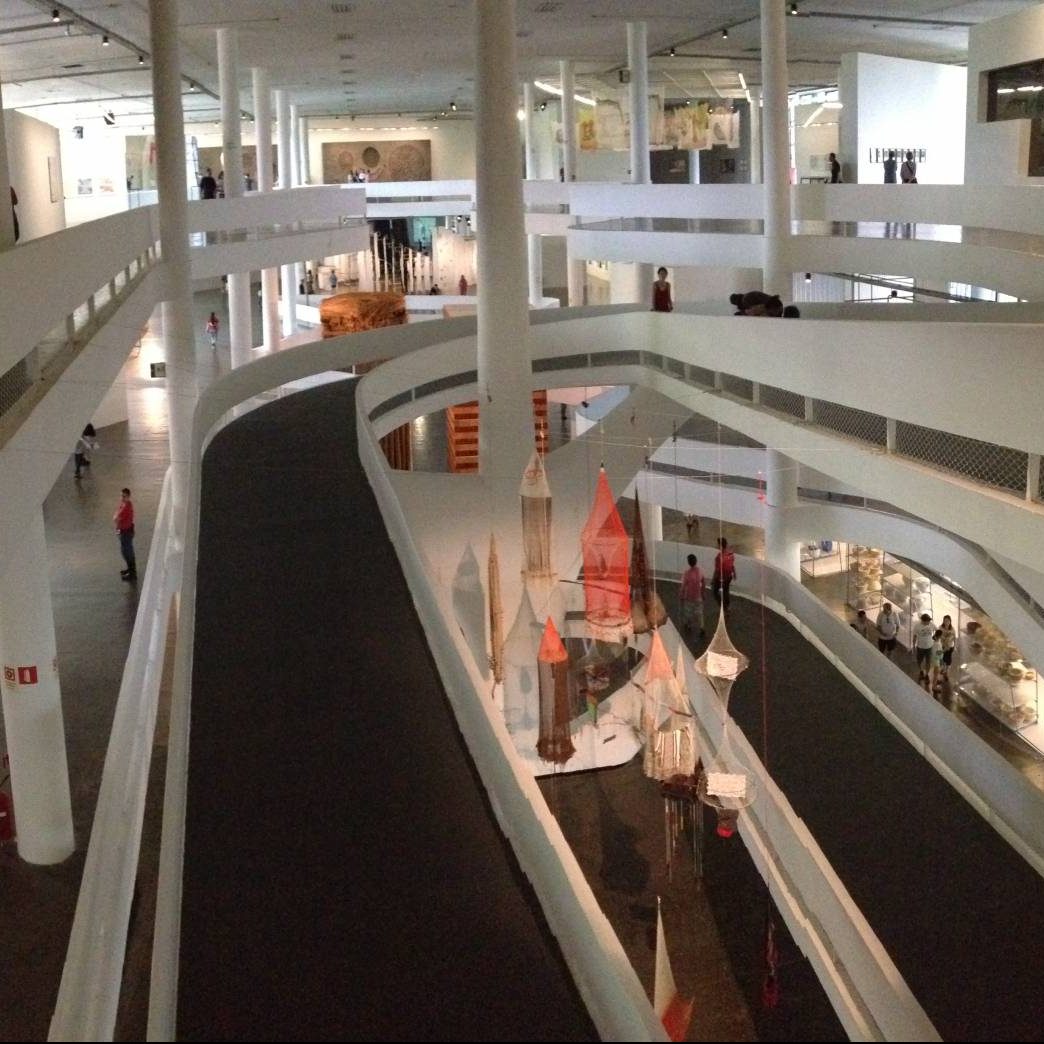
<box><xmin>502</xmin><ymin>590</ymin><xmax>542</xmax><ymax>732</ymax></box>
<box><xmin>487</xmin><ymin>534</ymin><xmax>504</xmax><ymax>688</ymax></box>
<box><xmin>631</xmin><ymin>492</ymin><xmax>667</xmax><ymax>634</ymax></box>
<box><xmin>654</xmin><ymin>899</ymin><xmax>695</xmax><ymax>1042</ymax></box>
<box><xmin>536</xmin><ymin>617</ymin><xmax>576</xmax><ymax>765</ymax></box>
<box><xmin>693</xmin><ymin>607</ymin><xmax>756</xmax><ymax>837</ymax></box>
<box><xmin>581</xmin><ymin>468</ymin><xmax>633</xmax><ymax>643</ymax></box>
<box><xmin>520</xmin><ymin>451</ymin><xmax>565</xmax><ymax>628</ymax></box>
<box><xmin>640</xmin><ymin>630</ymin><xmax>695</xmax><ymax>782</ymax></box>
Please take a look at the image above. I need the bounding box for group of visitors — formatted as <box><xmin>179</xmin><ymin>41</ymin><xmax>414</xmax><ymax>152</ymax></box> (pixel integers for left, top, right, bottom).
<box><xmin>852</xmin><ymin>604</ymin><xmax>956</xmax><ymax>695</ymax></box>
<box><xmin>729</xmin><ymin>291</ymin><xmax>800</xmax><ymax>318</ymax></box>
<box><xmin>678</xmin><ymin>537</ymin><xmax>738</xmax><ymax>639</ymax></box>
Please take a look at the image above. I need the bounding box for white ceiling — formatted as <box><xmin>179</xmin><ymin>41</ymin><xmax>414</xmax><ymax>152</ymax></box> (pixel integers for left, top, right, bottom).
<box><xmin>0</xmin><ymin>0</ymin><xmax>1036</xmax><ymax>128</ymax></box>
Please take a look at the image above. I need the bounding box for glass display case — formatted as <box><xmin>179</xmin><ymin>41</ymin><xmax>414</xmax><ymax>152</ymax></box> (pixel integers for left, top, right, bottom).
<box><xmin>800</xmin><ymin>538</ymin><xmax>845</xmax><ymax>578</ymax></box>
<box><xmin>958</xmin><ymin>612</ymin><xmax>1039</xmax><ymax>735</ymax></box>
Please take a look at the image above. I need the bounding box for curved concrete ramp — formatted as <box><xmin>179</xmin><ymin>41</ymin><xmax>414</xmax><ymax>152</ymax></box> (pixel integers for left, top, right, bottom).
<box><xmin>179</xmin><ymin>380</ymin><xmax>596</xmax><ymax>1041</ymax></box>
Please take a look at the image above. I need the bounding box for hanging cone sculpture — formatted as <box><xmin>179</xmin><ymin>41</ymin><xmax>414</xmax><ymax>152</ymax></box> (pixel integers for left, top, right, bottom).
<box><xmin>640</xmin><ymin>630</ymin><xmax>695</xmax><ymax>781</ymax></box>
<box><xmin>520</xmin><ymin>450</ymin><xmax>552</xmax><ymax>577</ymax></box>
<box><xmin>502</xmin><ymin>590</ymin><xmax>542</xmax><ymax>732</ymax></box>
<box><xmin>630</xmin><ymin>493</ymin><xmax>667</xmax><ymax>634</ymax></box>
<box><xmin>654</xmin><ymin>900</ymin><xmax>695</xmax><ymax>1042</ymax></box>
<box><xmin>693</xmin><ymin>607</ymin><xmax>756</xmax><ymax>836</ymax></box>
<box><xmin>581</xmin><ymin>468</ymin><xmax>633</xmax><ymax>643</ymax></box>
<box><xmin>487</xmin><ymin>534</ymin><xmax>504</xmax><ymax>687</ymax></box>
<box><xmin>536</xmin><ymin>617</ymin><xmax>576</xmax><ymax>765</ymax></box>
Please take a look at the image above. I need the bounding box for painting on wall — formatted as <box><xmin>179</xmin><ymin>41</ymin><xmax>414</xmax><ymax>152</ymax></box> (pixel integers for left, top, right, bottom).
<box><xmin>77</xmin><ymin>177</ymin><xmax>93</xmax><ymax>196</ymax></box>
<box><xmin>321</xmin><ymin>139</ymin><xmax>431</xmax><ymax>183</ymax></box>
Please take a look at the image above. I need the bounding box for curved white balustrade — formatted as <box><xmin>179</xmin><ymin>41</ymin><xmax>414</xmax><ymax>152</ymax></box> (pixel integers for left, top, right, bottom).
<box><xmin>187</xmin><ymin>185</ymin><xmax>366</xmax><ymax>233</ymax></box>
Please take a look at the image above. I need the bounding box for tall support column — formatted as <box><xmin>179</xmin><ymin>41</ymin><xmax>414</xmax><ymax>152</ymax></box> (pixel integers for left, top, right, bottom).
<box><xmin>275</xmin><ymin>89</ymin><xmax>297</xmax><ymax>335</ymax></box>
<box><xmin>253</xmin><ymin>67</ymin><xmax>281</xmax><ymax>353</ymax></box>
<box><xmin>0</xmin><ymin>512</ymin><xmax>74</xmax><ymax>864</ymax></box>
<box><xmin>627</xmin><ymin>22</ymin><xmax>651</xmax><ymax>185</ymax></box>
<box><xmin>749</xmin><ymin>87</ymin><xmax>763</xmax><ymax>185</ymax></box>
<box><xmin>760</xmin><ymin>0</ymin><xmax>791</xmax><ymax>296</ymax></box>
<box><xmin>149</xmin><ymin>0</ymin><xmax>197</xmax><ymax>526</ymax></box>
<box><xmin>567</xmin><ymin>251</ymin><xmax>585</xmax><ymax>306</ymax></box>
<box><xmin>0</xmin><ymin>82</ymin><xmax>15</xmax><ymax>249</ymax></box>
<box><xmin>559</xmin><ymin>60</ymin><xmax>577</xmax><ymax>182</ymax></box>
<box><xmin>523</xmin><ymin>82</ymin><xmax>543</xmax><ymax>309</ymax></box>
<box><xmin>764</xmin><ymin>447</ymin><xmax>801</xmax><ymax>579</ymax></box>
<box><xmin>289</xmin><ymin>103</ymin><xmax>301</xmax><ymax>188</ymax></box>
<box><xmin>218</xmin><ymin>28</ymin><xmax>252</xmax><ymax>370</ymax></box>
<box><xmin>298</xmin><ymin>115</ymin><xmax>310</xmax><ymax>185</ymax></box>
<box><xmin>476</xmin><ymin>0</ymin><xmax>532</xmax><ymax>489</ymax></box>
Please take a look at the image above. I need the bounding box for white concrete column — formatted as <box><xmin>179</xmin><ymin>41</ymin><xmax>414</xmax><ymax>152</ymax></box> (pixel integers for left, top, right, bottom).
<box><xmin>627</xmin><ymin>22</ymin><xmax>651</xmax><ymax>185</ymax></box>
<box><xmin>476</xmin><ymin>0</ymin><xmax>532</xmax><ymax>487</ymax></box>
<box><xmin>275</xmin><ymin>89</ymin><xmax>297</xmax><ymax>335</ymax></box>
<box><xmin>253</xmin><ymin>67</ymin><xmax>281</xmax><ymax>354</ymax></box>
<box><xmin>289</xmin><ymin>103</ymin><xmax>301</xmax><ymax>188</ymax></box>
<box><xmin>149</xmin><ymin>0</ymin><xmax>197</xmax><ymax>526</ymax></box>
<box><xmin>559</xmin><ymin>60</ymin><xmax>577</xmax><ymax>182</ymax></box>
<box><xmin>749</xmin><ymin>87</ymin><xmax>763</xmax><ymax>185</ymax></box>
<box><xmin>764</xmin><ymin>447</ymin><xmax>801</xmax><ymax>579</ymax></box>
<box><xmin>522</xmin><ymin>82</ymin><xmax>543</xmax><ymax>309</ymax></box>
<box><xmin>0</xmin><ymin>80</ymin><xmax>15</xmax><ymax>249</ymax></box>
<box><xmin>760</xmin><ymin>0</ymin><xmax>791</xmax><ymax>296</ymax></box>
<box><xmin>298</xmin><ymin>114</ymin><xmax>310</xmax><ymax>185</ymax></box>
<box><xmin>218</xmin><ymin>28</ymin><xmax>252</xmax><ymax>369</ymax></box>
<box><xmin>567</xmin><ymin>250</ymin><xmax>585</xmax><ymax>306</ymax></box>
<box><xmin>0</xmin><ymin>511</ymin><xmax>74</xmax><ymax>864</ymax></box>
<box><xmin>609</xmin><ymin>261</ymin><xmax>643</xmax><ymax>304</ymax></box>
<box><xmin>641</xmin><ymin>499</ymin><xmax>663</xmax><ymax>545</ymax></box>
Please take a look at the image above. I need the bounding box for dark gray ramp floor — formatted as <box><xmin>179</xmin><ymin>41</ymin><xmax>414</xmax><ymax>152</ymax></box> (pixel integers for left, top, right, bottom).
<box><xmin>180</xmin><ymin>380</ymin><xmax>596</xmax><ymax>1042</ymax></box>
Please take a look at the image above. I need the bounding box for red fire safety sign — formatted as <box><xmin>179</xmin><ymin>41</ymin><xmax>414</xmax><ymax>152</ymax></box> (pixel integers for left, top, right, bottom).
<box><xmin>3</xmin><ymin>665</ymin><xmax>38</xmax><ymax>686</ymax></box>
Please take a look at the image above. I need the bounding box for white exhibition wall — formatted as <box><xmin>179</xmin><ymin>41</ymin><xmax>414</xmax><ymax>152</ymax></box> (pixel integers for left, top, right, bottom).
<box><xmin>839</xmin><ymin>52</ymin><xmax>966</xmax><ymax>185</ymax></box>
<box><xmin>966</xmin><ymin>3</ymin><xmax>1044</xmax><ymax>185</ymax></box>
<box><xmin>793</xmin><ymin>102</ymin><xmax>840</xmax><ymax>182</ymax></box>
<box><xmin>6</xmin><ymin>110</ymin><xmax>65</xmax><ymax>241</ymax></box>
<box><xmin>58</xmin><ymin>122</ymin><xmax>131</xmax><ymax>227</ymax></box>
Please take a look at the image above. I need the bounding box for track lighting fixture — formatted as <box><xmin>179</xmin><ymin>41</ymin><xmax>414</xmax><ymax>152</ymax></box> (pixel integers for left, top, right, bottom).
<box><xmin>789</xmin><ymin>2</ymin><xmax>798</xmax><ymax>14</ymax></box>
<box><xmin>450</xmin><ymin>100</ymin><xmax>457</xmax><ymax>111</ymax></box>
<box><xmin>721</xmin><ymin>28</ymin><xmax>728</xmax><ymax>39</ymax></box>
<box><xmin>669</xmin><ymin>46</ymin><xmax>676</xmax><ymax>57</ymax></box>
<box><xmin>805</xmin><ymin>272</ymin><xmax>812</xmax><ymax>283</ymax></box>
<box><xmin>102</xmin><ymin>34</ymin><xmax>109</xmax><ymax>46</ymax></box>
<box><xmin>51</xmin><ymin>8</ymin><xmax>60</xmax><ymax>22</ymax></box>
<box><xmin>138</xmin><ymin>54</ymin><xmax>144</xmax><ymax>65</ymax></box>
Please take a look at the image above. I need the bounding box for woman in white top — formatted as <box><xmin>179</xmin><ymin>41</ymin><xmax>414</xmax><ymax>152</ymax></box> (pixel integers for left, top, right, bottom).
<box><xmin>74</xmin><ymin>423</ymin><xmax>98</xmax><ymax>479</ymax></box>
<box><xmin>913</xmin><ymin>612</ymin><xmax>936</xmax><ymax>684</ymax></box>
<box><xmin>938</xmin><ymin>615</ymin><xmax>957</xmax><ymax>677</ymax></box>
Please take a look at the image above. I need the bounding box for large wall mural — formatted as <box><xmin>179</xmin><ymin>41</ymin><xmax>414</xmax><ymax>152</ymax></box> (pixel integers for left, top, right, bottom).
<box><xmin>322</xmin><ymin>139</ymin><xmax>431</xmax><ymax>183</ymax></box>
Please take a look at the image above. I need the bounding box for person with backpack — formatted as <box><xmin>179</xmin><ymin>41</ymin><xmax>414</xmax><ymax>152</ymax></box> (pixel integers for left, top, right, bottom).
<box><xmin>713</xmin><ymin>537</ymin><xmax>737</xmax><ymax>613</ymax></box>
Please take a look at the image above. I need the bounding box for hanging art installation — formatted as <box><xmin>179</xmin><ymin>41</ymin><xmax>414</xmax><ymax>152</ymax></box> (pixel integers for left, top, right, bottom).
<box><xmin>581</xmin><ymin>468</ymin><xmax>633</xmax><ymax>644</ymax></box>
<box><xmin>693</xmin><ymin>607</ymin><xmax>755</xmax><ymax>838</ymax></box>
<box><xmin>654</xmin><ymin>899</ymin><xmax>695</xmax><ymax>1042</ymax></box>
<box><xmin>487</xmin><ymin>534</ymin><xmax>504</xmax><ymax>689</ymax></box>
<box><xmin>639</xmin><ymin>630</ymin><xmax>695</xmax><ymax>782</ymax></box>
<box><xmin>536</xmin><ymin>617</ymin><xmax>577</xmax><ymax>765</ymax></box>
<box><xmin>502</xmin><ymin>590</ymin><xmax>543</xmax><ymax>733</ymax></box>
<box><xmin>630</xmin><ymin>493</ymin><xmax>667</xmax><ymax>634</ymax></box>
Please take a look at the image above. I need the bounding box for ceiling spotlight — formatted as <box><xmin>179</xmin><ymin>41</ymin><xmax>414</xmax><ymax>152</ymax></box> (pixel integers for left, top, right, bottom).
<box><xmin>102</xmin><ymin>34</ymin><xmax>110</xmax><ymax>46</ymax></box>
<box><xmin>440</xmin><ymin>109</ymin><xmax>447</xmax><ymax>116</ymax></box>
<box><xmin>789</xmin><ymin>2</ymin><xmax>798</xmax><ymax>14</ymax></box>
<box><xmin>721</xmin><ymin>28</ymin><xmax>728</xmax><ymax>39</ymax></box>
<box><xmin>51</xmin><ymin>8</ymin><xmax>60</xmax><ymax>22</ymax></box>
<box><xmin>539</xmin><ymin>100</ymin><xmax>547</xmax><ymax>111</ymax></box>
<box><xmin>450</xmin><ymin>101</ymin><xmax>457</xmax><ymax>111</ymax></box>
<box><xmin>669</xmin><ymin>46</ymin><xmax>676</xmax><ymax>57</ymax></box>
<box><xmin>138</xmin><ymin>54</ymin><xmax>144</xmax><ymax>65</ymax></box>
<box><xmin>805</xmin><ymin>272</ymin><xmax>812</xmax><ymax>283</ymax></box>
<box><xmin>103</xmin><ymin>110</ymin><xmax>116</xmax><ymax>126</ymax></box>
<box><xmin>189</xmin><ymin>81</ymin><xmax>197</xmax><ymax>92</ymax></box>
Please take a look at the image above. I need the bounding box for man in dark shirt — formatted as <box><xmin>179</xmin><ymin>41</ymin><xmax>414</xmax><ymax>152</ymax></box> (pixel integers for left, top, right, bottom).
<box><xmin>883</xmin><ymin>151</ymin><xmax>898</xmax><ymax>184</ymax></box>
<box><xmin>199</xmin><ymin>167</ymin><xmax>218</xmax><ymax>199</ymax></box>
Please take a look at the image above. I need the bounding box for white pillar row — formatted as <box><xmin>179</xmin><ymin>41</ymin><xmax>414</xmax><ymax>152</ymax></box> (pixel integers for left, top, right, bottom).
<box><xmin>559</xmin><ymin>60</ymin><xmax>577</xmax><ymax>182</ymax></box>
<box><xmin>0</xmin><ymin>77</ymin><xmax>15</xmax><ymax>249</ymax></box>
<box><xmin>0</xmin><ymin>511</ymin><xmax>74</xmax><ymax>864</ymax></box>
<box><xmin>523</xmin><ymin>82</ymin><xmax>543</xmax><ymax>309</ymax></box>
<box><xmin>252</xmin><ymin>67</ymin><xmax>281</xmax><ymax>354</ymax></box>
<box><xmin>218</xmin><ymin>28</ymin><xmax>252</xmax><ymax>370</ymax></box>
<box><xmin>149</xmin><ymin>0</ymin><xmax>197</xmax><ymax>528</ymax></box>
<box><xmin>275</xmin><ymin>89</ymin><xmax>297</xmax><ymax>336</ymax></box>
<box><xmin>764</xmin><ymin>447</ymin><xmax>801</xmax><ymax>580</ymax></box>
<box><xmin>760</xmin><ymin>0</ymin><xmax>792</xmax><ymax>297</ymax></box>
<box><xmin>289</xmin><ymin>103</ymin><xmax>304</xmax><ymax>290</ymax></box>
<box><xmin>475</xmin><ymin>0</ymin><xmax>533</xmax><ymax>489</ymax></box>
